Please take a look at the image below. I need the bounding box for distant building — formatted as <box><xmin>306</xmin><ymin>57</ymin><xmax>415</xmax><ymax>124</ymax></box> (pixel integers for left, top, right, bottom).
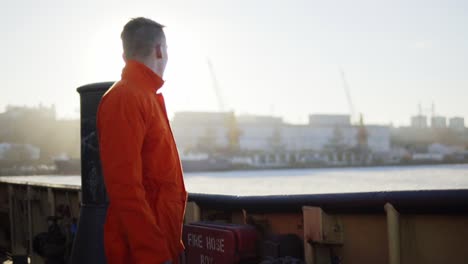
<box><xmin>172</xmin><ymin>112</ymin><xmax>232</xmax><ymax>152</ymax></box>
<box><xmin>411</xmin><ymin>115</ymin><xmax>428</xmax><ymax>128</ymax></box>
<box><xmin>0</xmin><ymin>143</ymin><xmax>40</xmax><ymax>161</ymax></box>
<box><xmin>431</xmin><ymin>116</ymin><xmax>446</xmax><ymax>128</ymax></box>
<box><xmin>427</xmin><ymin>143</ymin><xmax>463</xmax><ymax>156</ymax></box>
<box><xmin>280</xmin><ymin>126</ymin><xmax>350</xmax><ymax>151</ymax></box>
<box><xmin>172</xmin><ymin>111</ymin><xmax>231</xmax><ymax>126</ymax></box>
<box><xmin>238</xmin><ymin>124</ymin><xmax>276</xmax><ymax>151</ymax></box>
<box><xmin>0</xmin><ymin>104</ymin><xmax>83</xmax><ymax>163</ymax></box>
<box><xmin>2</xmin><ymin>104</ymin><xmax>56</xmax><ymax>120</ymax></box>
<box><xmin>230</xmin><ymin>114</ymin><xmax>283</xmax><ymax>151</ymax></box>
<box><xmin>449</xmin><ymin>117</ymin><xmax>465</xmax><ymax>131</ymax></box>
<box><xmin>237</xmin><ymin>115</ymin><xmax>283</xmax><ymax>125</ymax></box>
<box><xmin>0</xmin><ymin>143</ymin><xmax>9</xmax><ymax>159</ymax></box>
<box><xmin>366</xmin><ymin>125</ymin><xmax>391</xmax><ymax>153</ymax></box>
<box><xmin>309</xmin><ymin>114</ymin><xmax>350</xmax><ymax>127</ymax></box>
<box><xmin>172</xmin><ymin>112</ymin><xmax>390</xmax><ymax>154</ymax></box>
<box><xmin>412</xmin><ymin>153</ymin><xmax>444</xmax><ymax>161</ymax></box>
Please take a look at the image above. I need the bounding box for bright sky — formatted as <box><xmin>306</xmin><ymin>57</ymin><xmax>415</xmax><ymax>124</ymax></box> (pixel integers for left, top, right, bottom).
<box><xmin>1</xmin><ymin>0</ymin><xmax>467</xmax><ymax>126</ymax></box>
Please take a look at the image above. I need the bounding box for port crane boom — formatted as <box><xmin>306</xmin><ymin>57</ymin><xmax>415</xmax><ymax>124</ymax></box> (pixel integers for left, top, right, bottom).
<box><xmin>207</xmin><ymin>58</ymin><xmax>225</xmax><ymax>112</ymax></box>
<box><xmin>340</xmin><ymin>68</ymin><xmax>356</xmax><ymax>123</ymax></box>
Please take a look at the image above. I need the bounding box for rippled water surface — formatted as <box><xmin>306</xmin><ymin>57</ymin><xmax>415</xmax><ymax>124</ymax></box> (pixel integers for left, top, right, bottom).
<box><xmin>1</xmin><ymin>164</ymin><xmax>468</xmax><ymax>196</ymax></box>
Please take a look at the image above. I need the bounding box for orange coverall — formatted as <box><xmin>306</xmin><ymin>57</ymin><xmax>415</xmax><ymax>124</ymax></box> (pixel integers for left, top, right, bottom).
<box><xmin>97</xmin><ymin>60</ymin><xmax>187</xmax><ymax>264</ymax></box>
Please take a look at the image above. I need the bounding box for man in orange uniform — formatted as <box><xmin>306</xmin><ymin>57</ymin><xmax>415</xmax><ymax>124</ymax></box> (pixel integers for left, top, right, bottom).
<box><xmin>97</xmin><ymin>17</ymin><xmax>187</xmax><ymax>264</ymax></box>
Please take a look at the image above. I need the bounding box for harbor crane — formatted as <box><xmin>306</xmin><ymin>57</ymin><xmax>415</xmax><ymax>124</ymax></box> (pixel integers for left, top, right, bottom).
<box><xmin>339</xmin><ymin>68</ymin><xmax>368</xmax><ymax>149</ymax></box>
<box><xmin>206</xmin><ymin>58</ymin><xmax>240</xmax><ymax>153</ymax></box>
<box><xmin>339</xmin><ymin>68</ymin><xmax>356</xmax><ymax>123</ymax></box>
<box><xmin>207</xmin><ymin>58</ymin><xmax>225</xmax><ymax>112</ymax></box>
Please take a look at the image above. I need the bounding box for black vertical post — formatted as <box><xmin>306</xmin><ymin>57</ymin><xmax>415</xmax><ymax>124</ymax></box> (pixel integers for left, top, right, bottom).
<box><xmin>70</xmin><ymin>82</ymin><xmax>113</xmax><ymax>264</ymax></box>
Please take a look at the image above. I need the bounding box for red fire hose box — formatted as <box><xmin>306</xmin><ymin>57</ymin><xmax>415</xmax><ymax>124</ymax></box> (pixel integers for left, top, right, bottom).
<box><xmin>183</xmin><ymin>222</ymin><xmax>259</xmax><ymax>264</ymax></box>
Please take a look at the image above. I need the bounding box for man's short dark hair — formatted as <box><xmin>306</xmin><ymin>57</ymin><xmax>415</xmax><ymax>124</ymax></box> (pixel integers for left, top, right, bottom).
<box><xmin>121</xmin><ymin>17</ymin><xmax>165</xmax><ymax>60</ymax></box>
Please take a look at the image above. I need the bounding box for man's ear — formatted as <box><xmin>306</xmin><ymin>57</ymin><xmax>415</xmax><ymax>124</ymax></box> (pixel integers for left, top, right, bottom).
<box><xmin>155</xmin><ymin>44</ymin><xmax>163</xmax><ymax>59</ymax></box>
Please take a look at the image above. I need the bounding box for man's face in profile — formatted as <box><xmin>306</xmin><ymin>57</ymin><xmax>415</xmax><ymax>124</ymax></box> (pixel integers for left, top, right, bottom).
<box><xmin>157</xmin><ymin>36</ymin><xmax>169</xmax><ymax>75</ymax></box>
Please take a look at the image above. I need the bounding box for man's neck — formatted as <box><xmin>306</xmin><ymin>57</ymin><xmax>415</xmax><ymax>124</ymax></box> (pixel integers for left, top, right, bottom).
<box><xmin>134</xmin><ymin>58</ymin><xmax>164</xmax><ymax>79</ymax></box>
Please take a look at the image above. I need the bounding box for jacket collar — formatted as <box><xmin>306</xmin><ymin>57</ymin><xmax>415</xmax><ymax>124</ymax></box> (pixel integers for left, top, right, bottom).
<box><xmin>121</xmin><ymin>60</ymin><xmax>164</xmax><ymax>92</ymax></box>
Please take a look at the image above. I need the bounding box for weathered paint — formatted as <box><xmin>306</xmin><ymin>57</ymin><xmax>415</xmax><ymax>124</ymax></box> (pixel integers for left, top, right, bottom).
<box><xmin>183</xmin><ymin>225</ymin><xmax>236</xmax><ymax>264</ymax></box>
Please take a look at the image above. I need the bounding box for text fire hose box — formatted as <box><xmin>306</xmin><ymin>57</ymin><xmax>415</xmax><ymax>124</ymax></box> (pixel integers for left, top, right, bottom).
<box><xmin>183</xmin><ymin>223</ymin><xmax>259</xmax><ymax>264</ymax></box>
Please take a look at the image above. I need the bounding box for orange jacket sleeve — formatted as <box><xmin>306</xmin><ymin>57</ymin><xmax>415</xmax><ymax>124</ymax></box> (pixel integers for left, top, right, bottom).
<box><xmin>97</xmin><ymin>92</ymin><xmax>171</xmax><ymax>263</ymax></box>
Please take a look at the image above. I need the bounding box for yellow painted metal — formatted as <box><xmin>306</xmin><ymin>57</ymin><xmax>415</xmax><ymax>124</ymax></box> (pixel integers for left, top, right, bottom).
<box><xmin>385</xmin><ymin>203</ymin><xmax>400</xmax><ymax>264</ymax></box>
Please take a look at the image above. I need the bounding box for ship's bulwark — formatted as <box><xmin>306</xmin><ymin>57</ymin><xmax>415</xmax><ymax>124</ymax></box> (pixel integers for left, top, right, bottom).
<box><xmin>2</xmin><ymin>155</ymin><xmax>468</xmax><ymax>263</ymax></box>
